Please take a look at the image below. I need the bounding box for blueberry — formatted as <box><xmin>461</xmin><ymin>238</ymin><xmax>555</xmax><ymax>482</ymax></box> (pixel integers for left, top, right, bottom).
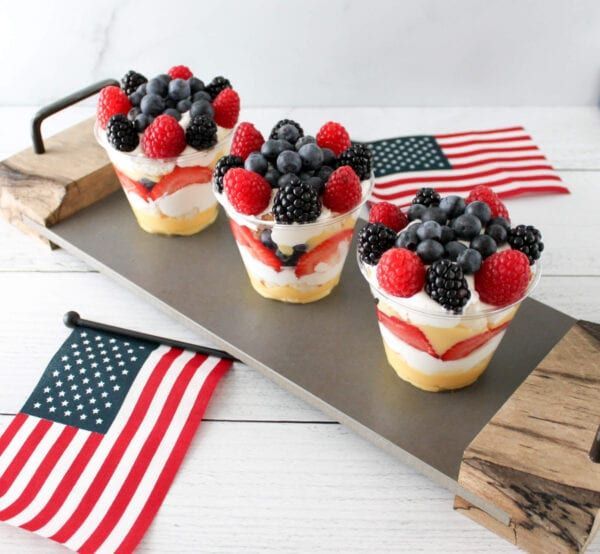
<box><xmin>486</xmin><ymin>223</ymin><xmax>507</xmax><ymax>244</ymax></box>
<box><xmin>470</xmin><ymin>234</ymin><xmax>497</xmax><ymax>258</ymax></box>
<box><xmin>299</xmin><ymin>171</ymin><xmax>314</xmax><ymax>181</ymax></box>
<box><xmin>260</xmin><ymin>229</ymin><xmax>276</xmax><ymax>249</ymax></box>
<box><xmin>156</xmin><ymin>73</ymin><xmax>171</xmax><ymax>85</ymax></box>
<box><xmin>489</xmin><ymin>216</ymin><xmax>511</xmax><ymax>231</ymax></box>
<box><xmin>417</xmin><ymin>239</ymin><xmax>445</xmax><ymax>264</ymax></box>
<box><xmin>165</xmin><ymin>97</ymin><xmax>178</xmax><ymax>109</ymax></box>
<box><xmin>396</xmin><ymin>225</ymin><xmax>420</xmax><ymax>251</ymax></box>
<box><xmin>276</xmin><ymin>243</ymin><xmax>308</xmax><ymax>266</ymax></box>
<box><xmin>190</xmin><ymin>100</ymin><xmax>214</xmax><ymax>119</ymax></box>
<box><xmin>298</xmin><ymin>143</ymin><xmax>324</xmax><ymax>170</ymax></box>
<box><xmin>421</xmin><ymin>206</ymin><xmax>447</xmax><ymax>225</ymax></box>
<box><xmin>452</xmin><ymin>214</ymin><xmax>482</xmax><ymax>240</ymax></box>
<box><xmin>440</xmin><ymin>225</ymin><xmax>455</xmax><ymax>244</ymax></box>
<box><xmin>407</xmin><ymin>204</ymin><xmax>426</xmax><ymax>221</ymax></box>
<box><xmin>146</xmin><ymin>78</ymin><xmax>167</xmax><ymax>97</ymax></box>
<box><xmin>276</xmin><ymin>150</ymin><xmax>302</xmax><ymax>174</ymax></box>
<box><xmin>177</xmin><ymin>99</ymin><xmax>192</xmax><ymax>113</ymax></box>
<box><xmin>136</xmin><ymin>83</ymin><xmax>147</xmax><ymax>95</ymax></box>
<box><xmin>439</xmin><ymin>195</ymin><xmax>466</xmax><ymax>218</ymax></box>
<box><xmin>128</xmin><ymin>92</ymin><xmax>143</xmax><ymax>107</ymax></box>
<box><xmin>317</xmin><ymin>165</ymin><xmax>334</xmax><ymax>182</ymax></box>
<box><xmin>188</xmin><ymin>77</ymin><xmax>205</xmax><ymax>93</ymax></box>
<box><xmin>140</xmin><ymin>178</ymin><xmax>155</xmax><ymax>190</ymax></box>
<box><xmin>140</xmin><ymin>93</ymin><xmax>165</xmax><ymax>116</ymax></box>
<box><xmin>305</xmin><ymin>176</ymin><xmax>324</xmax><ymax>195</ymax></box>
<box><xmin>163</xmin><ymin>108</ymin><xmax>181</xmax><ymax>121</ymax></box>
<box><xmin>261</xmin><ymin>140</ymin><xmax>288</xmax><ymax>161</ymax></box>
<box><xmin>276</xmin><ymin>123</ymin><xmax>301</xmax><ymax>144</ymax></box>
<box><xmin>192</xmin><ymin>91</ymin><xmax>212</xmax><ymax>103</ymax></box>
<box><xmin>457</xmin><ymin>248</ymin><xmax>482</xmax><ymax>274</ymax></box>
<box><xmin>445</xmin><ymin>241</ymin><xmax>467</xmax><ymax>261</ymax></box>
<box><xmin>168</xmin><ymin>78</ymin><xmax>191</xmax><ymax>101</ymax></box>
<box><xmin>295</xmin><ymin>135</ymin><xmax>316</xmax><ymax>150</ymax></box>
<box><xmin>264</xmin><ymin>167</ymin><xmax>281</xmax><ymax>188</ymax></box>
<box><xmin>278</xmin><ymin>173</ymin><xmax>297</xmax><ymax>188</ymax></box>
<box><xmin>416</xmin><ymin>220</ymin><xmax>442</xmax><ymax>241</ymax></box>
<box><xmin>127</xmin><ymin>107</ymin><xmax>141</xmax><ymax>121</ymax></box>
<box><xmin>321</xmin><ymin>148</ymin><xmax>336</xmax><ymax>166</ymax></box>
<box><xmin>465</xmin><ymin>201</ymin><xmax>492</xmax><ymax>225</ymax></box>
<box><xmin>244</xmin><ymin>152</ymin><xmax>268</xmax><ymax>175</ymax></box>
<box><xmin>134</xmin><ymin>113</ymin><xmax>153</xmax><ymax>132</ymax></box>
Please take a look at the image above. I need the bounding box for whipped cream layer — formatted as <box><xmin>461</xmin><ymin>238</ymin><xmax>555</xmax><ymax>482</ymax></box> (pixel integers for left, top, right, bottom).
<box><xmin>125</xmin><ymin>182</ymin><xmax>216</xmax><ymax>218</ymax></box>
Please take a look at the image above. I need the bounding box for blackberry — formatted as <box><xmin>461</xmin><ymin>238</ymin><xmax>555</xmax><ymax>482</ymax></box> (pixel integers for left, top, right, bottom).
<box><xmin>214</xmin><ymin>155</ymin><xmax>243</xmax><ymax>193</ymax></box>
<box><xmin>358</xmin><ymin>223</ymin><xmax>396</xmax><ymax>265</ymax></box>
<box><xmin>106</xmin><ymin>114</ymin><xmax>139</xmax><ymax>152</ymax></box>
<box><xmin>272</xmin><ymin>178</ymin><xmax>321</xmax><ymax>224</ymax></box>
<box><xmin>205</xmin><ymin>76</ymin><xmax>231</xmax><ymax>99</ymax></box>
<box><xmin>270</xmin><ymin>119</ymin><xmax>304</xmax><ymax>140</ymax></box>
<box><xmin>412</xmin><ymin>187</ymin><xmax>441</xmax><ymax>207</ymax></box>
<box><xmin>425</xmin><ymin>259</ymin><xmax>471</xmax><ymax>313</ymax></box>
<box><xmin>185</xmin><ymin>115</ymin><xmax>217</xmax><ymax>150</ymax></box>
<box><xmin>507</xmin><ymin>224</ymin><xmax>544</xmax><ymax>265</ymax></box>
<box><xmin>337</xmin><ymin>144</ymin><xmax>373</xmax><ymax>180</ymax></box>
<box><xmin>121</xmin><ymin>70</ymin><xmax>147</xmax><ymax>96</ymax></box>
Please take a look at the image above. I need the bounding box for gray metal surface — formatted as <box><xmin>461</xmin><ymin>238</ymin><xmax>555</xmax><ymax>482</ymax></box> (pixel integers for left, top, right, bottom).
<box><xmin>34</xmin><ymin>191</ymin><xmax>575</xmax><ymax>519</ymax></box>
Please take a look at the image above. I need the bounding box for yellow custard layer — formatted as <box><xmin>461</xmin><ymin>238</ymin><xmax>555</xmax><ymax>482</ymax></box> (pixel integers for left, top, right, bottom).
<box><xmin>132</xmin><ymin>204</ymin><xmax>219</xmax><ymax>236</ymax></box>
<box><xmin>248</xmin><ymin>274</ymin><xmax>341</xmax><ymax>303</ymax></box>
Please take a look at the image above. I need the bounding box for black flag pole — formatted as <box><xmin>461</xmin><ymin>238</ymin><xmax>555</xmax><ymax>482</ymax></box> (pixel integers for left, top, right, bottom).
<box><xmin>63</xmin><ymin>311</ymin><xmax>238</xmax><ymax>362</ymax></box>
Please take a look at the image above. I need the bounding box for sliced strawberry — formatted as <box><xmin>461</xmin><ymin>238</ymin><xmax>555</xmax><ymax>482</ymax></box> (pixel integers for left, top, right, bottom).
<box><xmin>114</xmin><ymin>168</ymin><xmax>150</xmax><ymax>201</ymax></box>
<box><xmin>376</xmin><ymin>309</ymin><xmax>438</xmax><ymax>358</ymax></box>
<box><xmin>229</xmin><ymin>220</ymin><xmax>282</xmax><ymax>272</ymax></box>
<box><xmin>294</xmin><ymin>229</ymin><xmax>353</xmax><ymax>278</ymax></box>
<box><xmin>150</xmin><ymin>166</ymin><xmax>213</xmax><ymax>200</ymax></box>
<box><xmin>441</xmin><ymin>322</ymin><xmax>509</xmax><ymax>361</ymax></box>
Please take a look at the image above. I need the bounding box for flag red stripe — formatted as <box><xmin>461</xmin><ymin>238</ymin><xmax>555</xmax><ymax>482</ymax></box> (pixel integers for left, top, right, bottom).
<box><xmin>435</xmin><ymin>126</ymin><xmax>524</xmax><ymax>139</ymax></box>
<box><xmin>49</xmin><ymin>347</ymin><xmax>183</xmax><ymax>543</ymax></box>
<box><xmin>450</xmin><ymin>155</ymin><xmax>547</xmax><ymax>169</ymax></box>
<box><xmin>437</xmin><ymin>136</ymin><xmax>532</xmax><ymax>149</ymax></box>
<box><xmin>78</xmin><ymin>354</ymin><xmax>207</xmax><ymax>553</ymax></box>
<box><xmin>375</xmin><ymin>165</ymin><xmax>557</xmax><ymax>189</ymax></box>
<box><xmin>444</xmin><ymin>146</ymin><xmax>539</xmax><ymax>159</ymax></box>
<box><xmin>0</xmin><ymin>419</ymin><xmax>52</xmax><ymax>496</ymax></box>
<box><xmin>0</xmin><ymin>426</ymin><xmax>78</xmax><ymax>520</ymax></box>
<box><xmin>20</xmin><ymin>433</ymin><xmax>103</xmax><ymax>532</ymax></box>
<box><xmin>116</xmin><ymin>359</ymin><xmax>232</xmax><ymax>554</ymax></box>
<box><xmin>0</xmin><ymin>413</ymin><xmax>28</xmax><ymax>457</ymax></box>
<box><xmin>496</xmin><ymin>185</ymin><xmax>570</xmax><ymax>199</ymax></box>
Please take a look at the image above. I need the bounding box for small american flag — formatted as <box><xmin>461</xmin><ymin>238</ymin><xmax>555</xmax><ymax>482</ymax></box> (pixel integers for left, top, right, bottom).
<box><xmin>366</xmin><ymin>126</ymin><xmax>569</xmax><ymax>206</ymax></box>
<box><xmin>0</xmin><ymin>325</ymin><xmax>231</xmax><ymax>553</ymax></box>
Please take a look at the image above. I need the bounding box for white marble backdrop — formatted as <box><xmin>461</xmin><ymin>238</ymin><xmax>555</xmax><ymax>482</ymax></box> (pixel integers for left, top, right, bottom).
<box><xmin>1</xmin><ymin>0</ymin><xmax>600</xmax><ymax>107</ymax></box>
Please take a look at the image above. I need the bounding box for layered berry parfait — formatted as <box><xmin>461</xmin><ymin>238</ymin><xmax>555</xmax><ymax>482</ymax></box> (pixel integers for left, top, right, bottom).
<box><xmin>95</xmin><ymin>66</ymin><xmax>240</xmax><ymax>235</ymax></box>
<box><xmin>214</xmin><ymin>120</ymin><xmax>374</xmax><ymax>303</ymax></box>
<box><xmin>357</xmin><ymin>186</ymin><xmax>543</xmax><ymax>392</ymax></box>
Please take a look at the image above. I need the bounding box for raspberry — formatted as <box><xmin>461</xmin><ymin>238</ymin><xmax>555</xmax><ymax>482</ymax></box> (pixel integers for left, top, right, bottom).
<box><xmin>97</xmin><ymin>86</ymin><xmax>131</xmax><ymax>129</ymax></box>
<box><xmin>141</xmin><ymin>115</ymin><xmax>186</xmax><ymax>158</ymax></box>
<box><xmin>230</xmin><ymin>122</ymin><xmax>265</xmax><ymax>160</ymax></box>
<box><xmin>212</xmin><ymin>88</ymin><xmax>240</xmax><ymax>129</ymax></box>
<box><xmin>167</xmin><ymin>65</ymin><xmax>193</xmax><ymax>80</ymax></box>
<box><xmin>316</xmin><ymin>122</ymin><xmax>351</xmax><ymax>156</ymax></box>
<box><xmin>467</xmin><ymin>185</ymin><xmax>510</xmax><ymax>220</ymax></box>
<box><xmin>322</xmin><ymin>166</ymin><xmax>362</xmax><ymax>213</ymax></box>
<box><xmin>377</xmin><ymin>248</ymin><xmax>425</xmax><ymax>298</ymax></box>
<box><xmin>223</xmin><ymin>168</ymin><xmax>271</xmax><ymax>215</ymax></box>
<box><xmin>369</xmin><ymin>202</ymin><xmax>408</xmax><ymax>232</ymax></box>
<box><xmin>474</xmin><ymin>250</ymin><xmax>531</xmax><ymax>306</ymax></box>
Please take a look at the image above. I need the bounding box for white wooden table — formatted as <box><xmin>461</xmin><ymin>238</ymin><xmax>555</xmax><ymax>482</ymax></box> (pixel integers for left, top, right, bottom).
<box><xmin>1</xmin><ymin>106</ymin><xmax>599</xmax><ymax>553</ymax></box>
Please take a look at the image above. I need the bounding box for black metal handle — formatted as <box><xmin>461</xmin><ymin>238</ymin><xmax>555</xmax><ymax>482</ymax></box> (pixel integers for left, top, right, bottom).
<box><xmin>31</xmin><ymin>79</ymin><xmax>120</xmax><ymax>154</ymax></box>
<box><xmin>590</xmin><ymin>423</ymin><xmax>600</xmax><ymax>463</ymax></box>
<box><xmin>63</xmin><ymin>311</ymin><xmax>238</xmax><ymax>362</ymax></box>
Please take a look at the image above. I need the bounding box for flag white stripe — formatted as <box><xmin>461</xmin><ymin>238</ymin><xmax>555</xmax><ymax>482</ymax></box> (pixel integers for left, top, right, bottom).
<box><xmin>35</xmin><ymin>345</ymin><xmax>174</xmax><ymax>538</ymax></box>
<box><xmin>5</xmin><ymin>431</ymin><xmax>91</xmax><ymax>527</ymax></box>
<box><xmin>60</xmin><ymin>350</ymin><xmax>197</xmax><ymax>549</ymax></box>
<box><xmin>436</xmin><ymin>130</ymin><xmax>529</xmax><ymax>145</ymax></box>
<box><xmin>437</xmin><ymin>139</ymin><xmax>539</xmax><ymax>154</ymax></box>
<box><xmin>0</xmin><ymin>417</ymin><xmax>39</xmax><ymax>476</ymax></box>
<box><xmin>442</xmin><ymin>149</ymin><xmax>543</xmax><ymax>163</ymax></box>
<box><xmin>93</xmin><ymin>356</ymin><xmax>221</xmax><ymax>553</ymax></box>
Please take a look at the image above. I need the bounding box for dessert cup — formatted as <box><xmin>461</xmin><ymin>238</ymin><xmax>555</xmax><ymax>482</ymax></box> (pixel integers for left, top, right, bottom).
<box><xmin>358</xmin><ymin>254</ymin><xmax>541</xmax><ymax>392</ymax></box>
<box><xmin>218</xmin><ymin>177</ymin><xmax>373</xmax><ymax>303</ymax></box>
<box><xmin>96</xmin><ymin>124</ymin><xmax>232</xmax><ymax>235</ymax></box>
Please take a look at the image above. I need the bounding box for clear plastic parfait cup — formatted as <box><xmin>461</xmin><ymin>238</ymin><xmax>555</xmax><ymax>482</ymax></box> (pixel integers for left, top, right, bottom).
<box><xmin>95</xmin><ymin>123</ymin><xmax>232</xmax><ymax>236</ymax></box>
<box><xmin>217</xmin><ymin>177</ymin><xmax>374</xmax><ymax>303</ymax></box>
<box><xmin>358</xmin><ymin>253</ymin><xmax>541</xmax><ymax>392</ymax></box>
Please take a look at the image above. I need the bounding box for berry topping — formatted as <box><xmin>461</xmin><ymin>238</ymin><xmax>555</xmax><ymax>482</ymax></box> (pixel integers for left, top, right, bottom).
<box><xmin>507</xmin><ymin>224</ymin><xmax>544</xmax><ymax>265</ymax></box>
<box><xmin>214</xmin><ymin>155</ymin><xmax>244</xmax><ymax>193</ymax></box>
<box><xmin>167</xmin><ymin>65</ymin><xmax>193</xmax><ymax>80</ymax></box>
<box><xmin>475</xmin><ymin>250</ymin><xmax>531</xmax><ymax>306</ymax></box>
<box><xmin>425</xmin><ymin>259</ymin><xmax>471</xmax><ymax>313</ymax></box>
<box><xmin>244</xmin><ymin>152</ymin><xmax>268</xmax><ymax>175</ymax></box>
<box><xmin>465</xmin><ymin>200</ymin><xmax>492</xmax><ymax>225</ymax></box>
<box><xmin>358</xmin><ymin>223</ymin><xmax>397</xmax><ymax>265</ymax></box>
<box><xmin>270</xmin><ymin>119</ymin><xmax>304</xmax><ymax>140</ymax></box>
<box><xmin>316</xmin><ymin>122</ymin><xmax>351</xmax><ymax>156</ymax></box>
<box><xmin>444</xmin><ymin>240</ymin><xmax>467</xmax><ymax>261</ymax></box>
<box><xmin>106</xmin><ymin>114</ymin><xmax>139</xmax><ymax>152</ymax></box>
<box><xmin>439</xmin><ymin>195</ymin><xmax>466</xmax><ymax>218</ymax></box>
<box><xmin>212</xmin><ymin>88</ymin><xmax>240</xmax><ymax>128</ymax></box>
<box><xmin>470</xmin><ymin>234</ymin><xmax>497</xmax><ymax>258</ymax></box>
<box><xmin>407</xmin><ymin>204</ymin><xmax>427</xmax><ymax>222</ymax></box>
<box><xmin>396</xmin><ymin>225</ymin><xmax>420</xmax><ymax>251</ymax></box>
<box><xmin>205</xmin><ymin>76</ymin><xmax>232</xmax><ymax>99</ymax></box>
<box><xmin>467</xmin><ymin>185</ymin><xmax>510</xmax><ymax>220</ymax></box>
<box><xmin>273</xmin><ymin>179</ymin><xmax>321</xmax><ymax>224</ymax></box>
<box><xmin>298</xmin><ymin>143</ymin><xmax>324</xmax><ymax>170</ymax></box>
<box><xmin>276</xmin><ymin>150</ymin><xmax>302</xmax><ymax>174</ymax></box>
<box><xmin>485</xmin><ymin>223</ymin><xmax>508</xmax><ymax>245</ymax></box>
<box><xmin>421</xmin><ymin>206</ymin><xmax>447</xmax><ymax>225</ymax></box>
<box><xmin>140</xmin><ymin>93</ymin><xmax>165</xmax><ymax>116</ymax></box>
<box><xmin>185</xmin><ymin>115</ymin><xmax>217</xmax><ymax>150</ymax></box>
<box><xmin>190</xmin><ymin>99</ymin><xmax>214</xmax><ymax>119</ymax></box>
<box><xmin>452</xmin><ymin>213</ymin><xmax>482</xmax><ymax>240</ymax></box>
<box><xmin>456</xmin><ymin>248</ymin><xmax>482</xmax><ymax>274</ymax></box>
<box><xmin>416</xmin><ymin>220</ymin><xmax>442</xmax><ymax>241</ymax></box>
<box><xmin>412</xmin><ymin>187</ymin><xmax>441</xmax><ymax>207</ymax></box>
<box><xmin>230</xmin><ymin>122</ymin><xmax>265</xmax><ymax>160</ymax></box>
<box><xmin>377</xmin><ymin>248</ymin><xmax>425</xmax><ymax>298</ymax></box>
<box><xmin>337</xmin><ymin>144</ymin><xmax>373</xmax><ymax>180</ymax></box>
<box><xmin>369</xmin><ymin>202</ymin><xmax>408</xmax><ymax>232</ymax></box>
<box><xmin>223</xmin><ymin>168</ymin><xmax>271</xmax><ymax>215</ymax></box>
<box><xmin>295</xmin><ymin>229</ymin><xmax>353</xmax><ymax>278</ymax></box>
<box><xmin>416</xmin><ymin>239</ymin><xmax>445</xmax><ymax>264</ymax></box>
<box><xmin>322</xmin><ymin>166</ymin><xmax>362</xmax><ymax>213</ymax></box>
<box><xmin>97</xmin><ymin>86</ymin><xmax>132</xmax><ymax>129</ymax></box>
<box><xmin>141</xmin><ymin>114</ymin><xmax>186</xmax><ymax>158</ymax></box>
<box><xmin>121</xmin><ymin>70</ymin><xmax>147</xmax><ymax>96</ymax></box>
